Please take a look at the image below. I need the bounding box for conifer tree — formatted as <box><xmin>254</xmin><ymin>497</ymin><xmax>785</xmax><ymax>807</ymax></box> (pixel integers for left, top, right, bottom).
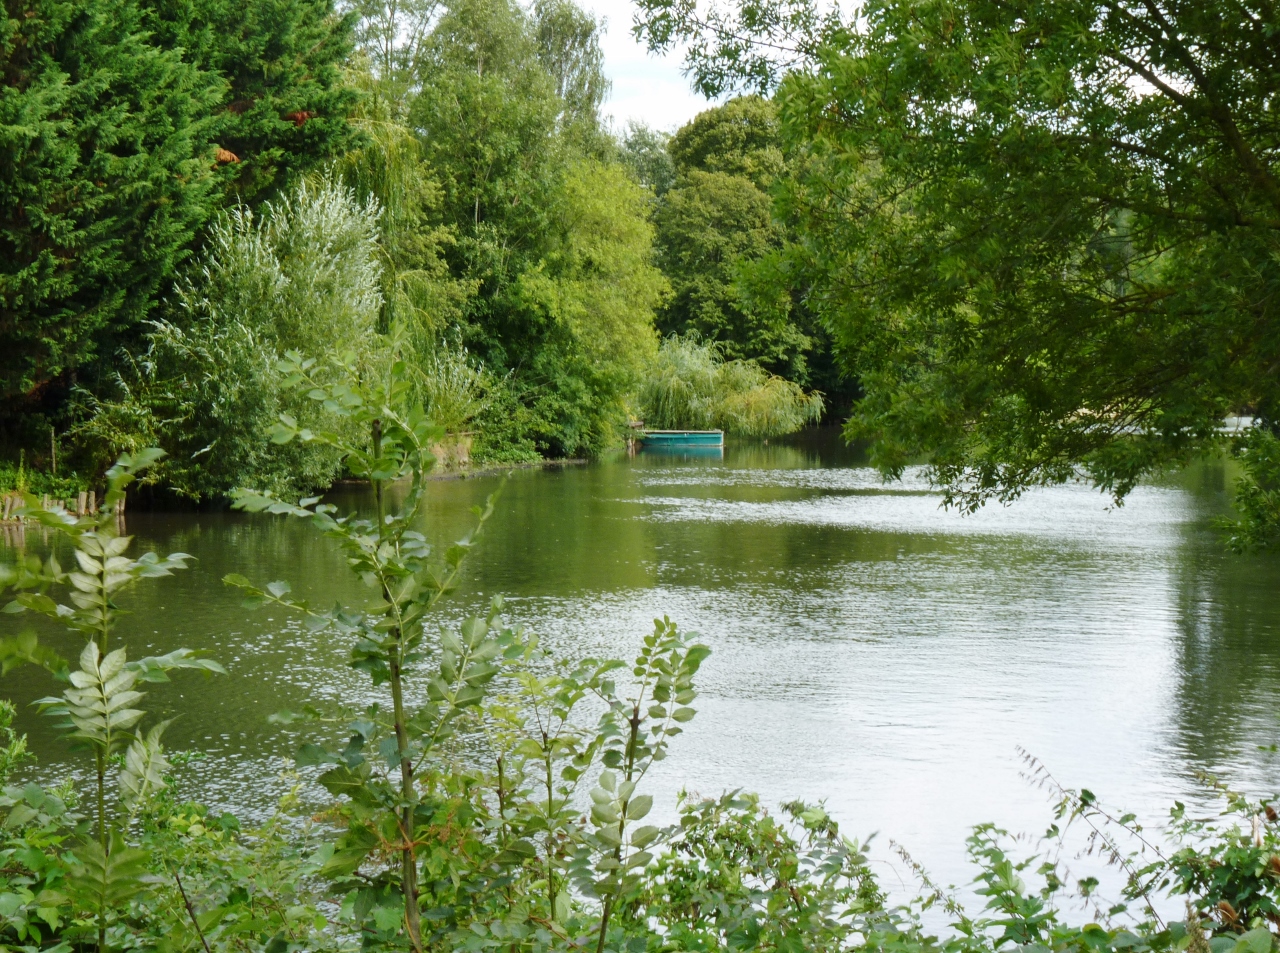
<box><xmin>0</xmin><ymin>0</ymin><xmax>358</xmax><ymax>428</ymax></box>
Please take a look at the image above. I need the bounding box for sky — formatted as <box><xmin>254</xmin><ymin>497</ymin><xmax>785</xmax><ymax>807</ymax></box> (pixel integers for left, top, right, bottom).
<box><xmin>574</xmin><ymin>0</ymin><xmax>719</xmax><ymax>132</ymax></box>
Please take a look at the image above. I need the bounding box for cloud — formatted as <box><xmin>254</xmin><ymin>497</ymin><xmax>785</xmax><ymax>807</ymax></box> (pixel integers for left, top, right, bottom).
<box><xmin>577</xmin><ymin>0</ymin><xmax>722</xmax><ymax>131</ymax></box>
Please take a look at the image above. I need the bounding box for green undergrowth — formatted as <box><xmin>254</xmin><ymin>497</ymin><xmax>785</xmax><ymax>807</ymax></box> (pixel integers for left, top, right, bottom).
<box><xmin>0</xmin><ymin>459</ymin><xmax>90</xmax><ymax>501</ymax></box>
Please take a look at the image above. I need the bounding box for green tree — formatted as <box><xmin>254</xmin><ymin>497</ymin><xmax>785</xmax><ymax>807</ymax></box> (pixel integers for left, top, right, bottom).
<box><xmin>348</xmin><ymin>0</ymin><xmax>441</xmax><ymax>116</ymax></box>
<box><xmin>512</xmin><ymin>159</ymin><xmax>667</xmax><ymax>449</ymax></box>
<box><xmin>618</xmin><ymin>122</ymin><xmax>676</xmax><ymax>199</ymax></box>
<box><xmin>654</xmin><ymin>98</ymin><xmax>811</xmax><ymax>378</ymax></box>
<box><xmin>335</xmin><ymin>92</ymin><xmax>473</xmax><ymax>346</ymax></box>
<box><xmin>533</xmin><ymin>0</ymin><xmax>609</xmax><ymax>141</ymax></box>
<box><xmin>637</xmin><ymin>0</ymin><xmax>1280</xmax><ymax>532</ymax></box>
<box><xmin>669</xmin><ymin>95</ymin><xmax>783</xmax><ymax>189</ymax></box>
<box><xmin>411</xmin><ymin>0</ymin><xmax>662</xmax><ymax>457</ymax></box>
<box><xmin>145</xmin><ymin>0</ymin><xmax>361</xmax><ymax>202</ymax></box>
<box><xmin>639</xmin><ymin>334</ymin><xmax>822</xmax><ymax>436</ymax></box>
<box><xmin>1</xmin><ymin>0</ymin><xmax>359</xmax><ymax>437</ymax></box>
<box><xmin>411</xmin><ymin>0</ymin><xmax>560</xmax><ymax>245</ymax></box>
<box><xmin>655</xmin><ymin>168</ymin><xmax>808</xmax><ymax>373</ymax></box>
<box><xmin>0</xmin><ymin>0</ymin><xmax>222</xmax><ymax>421</ymax></box>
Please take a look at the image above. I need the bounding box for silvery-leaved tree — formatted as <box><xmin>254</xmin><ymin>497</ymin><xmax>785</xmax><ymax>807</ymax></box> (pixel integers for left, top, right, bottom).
<box><xmin>1</xmin><ymin>450</ymin><xmax>226</xmax><ymax>953</ymax></box>
<box><xmin>226</xmin><ymin>350</ymin><xmax>523</xmax><ymax>952</ymax></box>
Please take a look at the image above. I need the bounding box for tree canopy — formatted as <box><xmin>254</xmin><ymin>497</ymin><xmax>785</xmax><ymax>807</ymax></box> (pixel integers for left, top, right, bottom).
<box><xmin>651</xmin><ymin>96</ymin><xmax>853</xmax><ymax>409</ymax></box>
<box><xmin>636</xmin><ymin>0</ymin><xmax>1280</xmax><ymax>523</ymax></box>
<box><xmin>0</xmin><ymin>0</ymin><xmax>357</xmax><ymax>434</ymax></box>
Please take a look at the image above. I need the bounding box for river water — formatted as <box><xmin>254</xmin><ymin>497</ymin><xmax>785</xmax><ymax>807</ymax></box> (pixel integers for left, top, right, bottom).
<box><xmin>5</xmin><ymin>428</ymin><xmax>1280</xmax><ymax>907</ymax></box>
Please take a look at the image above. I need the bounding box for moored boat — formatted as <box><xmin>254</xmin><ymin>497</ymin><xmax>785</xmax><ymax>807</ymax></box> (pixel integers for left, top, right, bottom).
<box><xmin>639</xmin><ymin>429</ymin><xmax>725</xmax><ymax>448</ymax></box>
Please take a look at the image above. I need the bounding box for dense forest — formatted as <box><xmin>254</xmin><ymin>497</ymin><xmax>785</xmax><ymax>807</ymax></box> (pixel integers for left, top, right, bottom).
<box><xmin>0</xmin><ymin>0</ymin><xmax>841</xmax><ymax>502</ymax></box>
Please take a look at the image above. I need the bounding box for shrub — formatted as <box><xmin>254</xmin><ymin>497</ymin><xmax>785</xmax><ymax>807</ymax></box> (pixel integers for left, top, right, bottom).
<box><xmin>71</xmin><ymin>178</ymin><xmax>386</xmax><ymax>500</ymax></box>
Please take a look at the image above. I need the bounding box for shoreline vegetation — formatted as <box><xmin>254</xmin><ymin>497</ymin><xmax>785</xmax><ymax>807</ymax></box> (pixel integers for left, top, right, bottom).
<box><xmin>1</xmin><ymin>0</ymin><xmax>837</xmax><ymax>509</ymax></box>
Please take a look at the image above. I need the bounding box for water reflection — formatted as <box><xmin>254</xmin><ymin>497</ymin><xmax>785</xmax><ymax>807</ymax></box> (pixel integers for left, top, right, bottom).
<box><xmin>2</xmin><ymin>431</ymin><xmax>1279</xmax><ymax>904</ymax></box>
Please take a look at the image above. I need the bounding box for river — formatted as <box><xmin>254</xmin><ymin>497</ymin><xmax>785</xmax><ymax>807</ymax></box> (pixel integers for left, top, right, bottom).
<box><xmin>4</xmin><ymin>427</ymin><xmax>1280</xmax><ymax>908</ymax></box>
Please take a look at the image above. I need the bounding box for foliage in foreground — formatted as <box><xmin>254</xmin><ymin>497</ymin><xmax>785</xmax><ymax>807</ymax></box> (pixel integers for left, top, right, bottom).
<box><xmin>639</xmin><ymin>335</ymin><xmax>823</xmax><ymax>437</ymax></box>
<box><xmin>4</xmin><ymin>362</ymin><xmax>1280</xmax><ymax>953</ymax></box>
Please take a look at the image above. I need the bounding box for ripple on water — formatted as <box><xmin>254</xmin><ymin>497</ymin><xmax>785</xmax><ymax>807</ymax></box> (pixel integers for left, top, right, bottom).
<box><xmin>5</xmin><ymin>441</ymin><xmax>1279</xmax><ymax>919</ymax></box>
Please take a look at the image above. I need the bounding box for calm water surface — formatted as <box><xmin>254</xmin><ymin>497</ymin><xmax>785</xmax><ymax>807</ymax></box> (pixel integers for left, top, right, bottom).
<box><xmin>5</xmin><ymin>428</ymin><xmax>1280</xmax><ymax>902</ymax></box>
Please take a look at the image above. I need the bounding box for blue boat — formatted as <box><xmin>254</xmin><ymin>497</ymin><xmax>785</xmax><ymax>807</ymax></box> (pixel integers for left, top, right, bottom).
<box><xmin>639</xmin><ymin>429</ymin><xmax>724</xmax><ymax>449</ymax></box>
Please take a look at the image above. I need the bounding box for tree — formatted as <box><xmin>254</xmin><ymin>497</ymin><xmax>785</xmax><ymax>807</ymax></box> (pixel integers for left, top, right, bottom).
<box><xmin>533</xmin><ymin>0</ymin><xmax>609</xmax><ymax>139</ymax></box>
<box><xmin>335</xmin><ymin>90</ymin><xmax>472</xmax><ymax>347</ymax></box>
<box><xmin>654</xmin><ymin>97</ymin><xmax>812</xmax><ymax>379</ymax></box>
<box><xmin>618</xmin><ymin>122</ymin><xmax>676</xmax><ymax>199</ymax></box>
<box><xmin>636</xmin><ymin>0</ymin><xmax>1280</xmax><ymax>528</ymax></box>
<box><xmin>513</xmin><ymin>159</ymin><xmax>667</xmax><ymax>450</ymax></box>
<box><xmin>145</xmin><ymin>0</ymin><xmax>361</xmax><ymax>203</ymax></box>
<box><xmin>0</xmin><ymin>0</ymin><xmax>222</xmax><ymax>420</ymax></box>
<box><xmin>411</xmin><ymin>0</ymin><xmax>662</xmax><ymax>457</ymax></box>
<box><xmin>1</xmin><ymin>0</ymin><xmax>359</xmax><ymax>436</ymax></box>
<box><xmin>654</xmin><ymin>169</ymin><xmax>808</xmax><ymax>372</ymax></box>
<box><xmin>668</xmin><ymin>95</ymin><xmax>783</xmax><ymax>190</ymax></box>
<box><xmin>639</xmin><ymin>334</ymin><xmax>822</xmax><ymax>436</ymax></box>
<box><xmin>411</xmin><ymin>0</ymin><xmax>561</xmax><ymax>258</ymax></box>
<box><xmin>348</xmin><ymin>0</ymin><xmax>441</xmax><ymax>114</ymax></box>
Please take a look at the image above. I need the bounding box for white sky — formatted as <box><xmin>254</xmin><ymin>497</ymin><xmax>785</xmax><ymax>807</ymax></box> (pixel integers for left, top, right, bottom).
<box><xmin>576</xmin><ymin>0</ymin><xmax>719</xmax><ymax>132</ymax></box>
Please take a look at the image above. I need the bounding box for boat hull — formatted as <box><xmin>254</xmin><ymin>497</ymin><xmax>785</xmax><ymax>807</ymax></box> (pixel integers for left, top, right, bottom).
<box><xmin>639</xmin><ymin>430</ymin><xmax>724</xmax><ymax>448</ymax></box>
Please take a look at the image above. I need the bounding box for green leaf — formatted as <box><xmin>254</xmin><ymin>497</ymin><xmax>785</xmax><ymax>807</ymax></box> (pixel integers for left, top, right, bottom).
<box><xmin>66</xmin><ymin>839</ymin><xmax>153</xmax><ymax>909</ymax></box>
<box><xmin>127</xmin><ymin>649</ymin><xmax>227</xmax><ymax>682</ymax></box>
<box><xmin>515</xmin><ymin>739</ymin><xmax>544</xmax><ymax>758</ymax></box>
<box><xmin>1237</xmin><ymin>929</ymin><xmax>1273</xmax><ymax>953</ymax></box>
<box><xmin>295</xmin><ymin>744</ymin><xmax>337</xmax><ymax>768</ymax></box>
<box><xmin>318</xmin><ymin>766</ymin><xmax>369</xmax><ymax>801</ymax></box>
<box><xmin>626</xmin><ymin>795</ymin><xmax>653</xmax><ymax>820</ymax></box>
<box><xmin>371</xmin><ymin>903</ymin><xmax>404</xmax><ymax>932</ymax></box>
<box><xmin>630</xmin><ymin>825</ymin><xmax>660</xmax><ymax>848</ymax></box>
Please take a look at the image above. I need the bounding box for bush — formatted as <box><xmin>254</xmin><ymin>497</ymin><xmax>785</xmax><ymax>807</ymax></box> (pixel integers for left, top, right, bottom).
<box><xmin>1226</xmin><ymin>429</ymin><xmax>1280</xmax><ymax>551</ymax></box>
<box><xmin>71</xmin><ymin>178</ymin><xmax>387</xmax><ymax>500</ymax></box>
<box><xmin>417</xmin><ymin>341</ymin><xmax>488</xmax><ymax>435</ymax></box>
<box><xmin>639</xmin><ymin>334</ymin><xmax>824</xmax><ymax>437</ymax></box>
<box><xmin>0</xmin><ymin>455</ymin><xmax>89</xmax><ymax>500</ymax></box>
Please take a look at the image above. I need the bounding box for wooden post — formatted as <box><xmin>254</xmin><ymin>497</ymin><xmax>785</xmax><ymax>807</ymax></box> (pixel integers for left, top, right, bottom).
<box><xmin>88</xmin><ymin>491</ymin><xmax>95</xmax><ymax>515</ymax></box>
<box><xmin>77</xmin><ymin>492</ymin><xmax>87</xmax><ymax>516</ymax></box>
